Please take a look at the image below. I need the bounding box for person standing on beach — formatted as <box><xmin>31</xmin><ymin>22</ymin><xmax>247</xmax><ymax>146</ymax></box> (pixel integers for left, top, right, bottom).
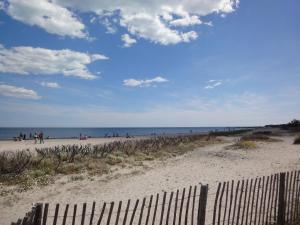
<box><xmin>39</xmin><ymin>132</ymin><xmax>44</xmax><ymax>144</ymax></box>
<box><xmin>34</xmin><ymin>132</ymin><xmax>38</xmax><ymax>144</ymax></box>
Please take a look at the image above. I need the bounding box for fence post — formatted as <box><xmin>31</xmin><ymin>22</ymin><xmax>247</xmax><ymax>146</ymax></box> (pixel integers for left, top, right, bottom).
<box><xmin>33</xmin><ymin>203</ymin><xmax>43</xmax><ymax>225</ymax></box>
<box><xmin>278</xmin><ymin>173</ymin><xmax>286</xmax><ymax>225</ymax></box>
<box><xmin>197</xmin><ymin>185</ymin><xmax>208</xmax><ymax>225</ymax></box>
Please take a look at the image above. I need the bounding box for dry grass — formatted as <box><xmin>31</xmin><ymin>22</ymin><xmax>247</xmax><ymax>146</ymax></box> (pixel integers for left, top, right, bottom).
<box><xmin>241</xmin><ymin>133</ymin><xmax>281</xmax><ymax>142</ymax></box>
<box><xmin>0</xmin><ymin>134</ymin><xmax>222</xmax><ymax>193</ymax></box>
<box><xmin>228</xmin><ymin>140</ymin><xmax>257</xmax><ymax>150</ymax></box>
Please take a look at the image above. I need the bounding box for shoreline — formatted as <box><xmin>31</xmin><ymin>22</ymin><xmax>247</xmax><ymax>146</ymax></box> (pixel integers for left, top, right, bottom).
<box><xmin>0</xmin><ymin>127</ymin><xmax>257</xmax><ymax>141</ymax></box>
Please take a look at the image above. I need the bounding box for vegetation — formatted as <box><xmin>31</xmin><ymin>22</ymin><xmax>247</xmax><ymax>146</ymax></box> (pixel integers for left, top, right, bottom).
<box><xmin>294</xmin><ymin>134</ymin><xmax>300</xmax><ymax>144</ymax></box>
<box><xmin>229</xmin><ymin>140</ymin><xmax>257</xmax><ymax>150</ymax></box>
<box><xmin>240</xmin><ymin>133</ymin><xmax>281</xmax><ymax>142</ymax></box>
<box><xmin>266</xmin><ymin>119</ymin><xmax>300</xmax><ymax>131</ymax></box>
<box><xmin>0</xmin><ymin>134</ymin><xmax>220</xmax><ymax>192</ymax></box>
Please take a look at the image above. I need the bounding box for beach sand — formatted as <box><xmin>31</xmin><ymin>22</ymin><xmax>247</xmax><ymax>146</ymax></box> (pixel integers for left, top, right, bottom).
<box><xmin>1</xmin><ymin>133</ymin><xmax>300</xmax><ymax>224</ymax></box>
<box><xmin>0</xmin><ymin>136</ymin><xmax>147</xmax><ymax>152</ymax></box>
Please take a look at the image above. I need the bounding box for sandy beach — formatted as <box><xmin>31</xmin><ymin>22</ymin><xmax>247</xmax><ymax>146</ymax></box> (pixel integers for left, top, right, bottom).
<box><xmin>0</xmin><ymin>136</ymin><xmax>147</xmax><ymax>152</ymax></box>
<box><xmin>1</xmin><ymin>130</ymin><xmax>300</xmax><ymax>225</ymax></box>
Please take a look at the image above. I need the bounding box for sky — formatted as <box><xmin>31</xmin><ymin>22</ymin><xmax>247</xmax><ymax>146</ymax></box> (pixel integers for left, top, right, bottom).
<box><xmin>0</xmin><ymin>0</ymin><xmax>299</xmax><ymax>127</ymax></box>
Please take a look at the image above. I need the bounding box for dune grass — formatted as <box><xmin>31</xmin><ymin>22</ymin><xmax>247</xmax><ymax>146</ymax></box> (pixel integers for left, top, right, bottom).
<box><xmin>0</xmin><ymin>134</ymin><xmax>221</xmax><ymax>193</ymax></box>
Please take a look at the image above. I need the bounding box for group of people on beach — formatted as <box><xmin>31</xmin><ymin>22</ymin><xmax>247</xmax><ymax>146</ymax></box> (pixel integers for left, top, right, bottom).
<box><xmin>15</xmin><ymin>131</ymin><xmax>44</xmax><ymax>144</ymax></box>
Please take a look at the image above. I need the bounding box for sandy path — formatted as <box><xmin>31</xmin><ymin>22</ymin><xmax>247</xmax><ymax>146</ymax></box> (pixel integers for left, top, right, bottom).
<box><xmin>0</xmin><ymin>137</ymin><xmax>147</xmax><ymax>152</ymax></box>
<box><xmin>1</xmin><ymin>136</ymin><xmax>300</xmax><ymax>224</ymax></box>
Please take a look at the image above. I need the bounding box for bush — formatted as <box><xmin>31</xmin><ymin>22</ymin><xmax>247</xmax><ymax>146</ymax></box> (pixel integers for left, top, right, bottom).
<box><xmin>229</xmin><ymin>140</ymin><xmax>257</xmax><ymax>150</ymax></box>
<box><xmin>294</xmin><ymin>134</ymin><xmax>300</xmax><ymax>144</ymax></box>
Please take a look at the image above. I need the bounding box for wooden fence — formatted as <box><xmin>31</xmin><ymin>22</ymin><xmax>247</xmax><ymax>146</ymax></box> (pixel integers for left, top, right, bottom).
<box><xmin>11</xmin><ymin>185</ymin><xmax>208</xmax><ymax>225</ymax></box>
<box><xmin>212</xmin><ymin>171</ymin><xmax>300</xmax><ymax>225</ymax></box>
<box><xmin>10</xmin><ymin>171</ymin><xmax>300</xmax><ymax>225</ymax></box>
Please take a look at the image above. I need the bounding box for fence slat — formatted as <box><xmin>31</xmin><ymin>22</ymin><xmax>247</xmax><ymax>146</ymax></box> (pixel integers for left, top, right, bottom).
<box><xmin>129</xmin><ymin>200</ymin><xmax>139</xmax><ymax>225</ymax></box>
<box><xmin>122</xmin><ymin>200</ymin><xmax>130</xmax><ymax>225</ymax></box>
<box><xmin>291</xmin><ymin>171</ymin><xmax>297</xmax><ymax>223</ymax></box>
<box><xmin>254</xmin><ymin>178</ymin><xmax>261</xmax><ymax>225</ymax></box>
<box><xmin>218</xmin><ymin>182</ymin><xmax>226</xmax><ymax>225</ymax></box>
<box><xmin>184</xmin><ymin>186</ymin><xmax>192</xmax><ymax>225</ymax></box>
<box><xmin>191</xmin><ymin>186</ymin><xmax>197</xmax><ymax>225</ymax></box>
<box><xmin>287</xmin><ymin>171</ymin><xmax>294</xmax><ymax>222</ymax></box>
<box><xmin>173</xmin><ymin>190</ymin><xmax>179</xmax><ymax>225</ymax></box>
<box><xmin>178</xmin><ymin>188</ymin><xmax>185</xmax><ymax>225</ymax></box>
<box><xmin>97</xmin><ymin>202</ymin><xmax>107</xmax><ymax>225</ymax></box>
<box><xmin>160</xmin><ymin>192</ymin><xmax>167</xmax><ymax>225</ymax></box>
<box><xmin>138</xmin><ymin>198</ymin><xmax>146</xmax><ymax>225</ymax></box>
<box><xmin>166</xmin><ymin>192</ymin><xmax>174</xmax><ymax>225</ymax></box>
<box><xmin>106</xmin><ymin>202</ymin><xmax>115</xmax><ymax>225</ymax></box>
<box><xmin>241</xmin><ymin>179</ymin><xmax>249</xmax><ymax>225</ymax></box>
<box><xmin>227</xmin><ymin>180</ymin><xmax>234</xmax><ymax>225</ymax></box>
<box><xmin>262</xmin><ymin>176</ymin><xmax>269</xmax><ymax>225</ymax></box>
<box><xmin>53</xmin><ymin>204</ymin><xmax>60</xmax><ymax>225</ymax></box>
<box><xmin>235</xmin><ymin>180</ymin><xmax>244</xmax><ymax>225</ymax></box>
<box><xmin>81</xmin><ymin>203</ymin><xmax>87</xmax><ymax>225</ymax></box>
<box><xmin>62</xmin><ymin>204</ymin><xmax>69</xmax><ymax>225</ymax></box>
<box><xmin>115</xmin><ymin>201</ymin><xmax>122</xmax><ymax>225</ymax></box>
<box><xmin>222</xmin><ymin>182</ymin><xmax>229</xmax><ymax>225</ymax></box>
<box><xmin>278</xmin><ymin>172</ymin><xmax>286</xmax><ymax>225</ymax></box>
<box><xmin>258</xmin><ymin>176</ymin><xmax>265</xmax><ymax>225</ymax></box>
<box><xmin>231</xmin><ymin>180</ymin><xmax>240</xmax><ymax>225</ymax></box>
<box><xmin>42</xmin><ymin>203</ymin><xmax>49</xmax><ymax>225</ymax></box>
<box><xmin>293</xmin><ymin>171</ymin><xmax>300</xmax><ymax>221</ymax></box>
<box><xmin>152</xmin><ymin>194</ymin><xmax>159</xmax><ymax>225</ymax></box>
<box><xmin>197</xmin><ymin>185</ymin><xmax>208</xmax><ymax>225</ymax></box>
<box><xmin>72</xmin><ymin>204</ymin><xmax>77</xmax><ymax>225</ymax></box>
<box><xmin>89</xmin><ymin>202</ymin><xmax>96</xmax><ymax>225</ymax></box>
<box><xmin>145</xmin><ymin>196</ymin><xmax>153</xmax><ymax>225</ymax></box>
<box><xmin>245</xmin><ymin>179</ymin><xmax>253</xmax><ymax>225</ymax></box>
<box><xmin>266</xmin><ymin>175</ymin><xmax>273</xmax><ymax>224</ymax></box>
<box><xmin>213</xmin><ymin>183</ymin><xmax>221</xmax><ymax>225</ymax></box>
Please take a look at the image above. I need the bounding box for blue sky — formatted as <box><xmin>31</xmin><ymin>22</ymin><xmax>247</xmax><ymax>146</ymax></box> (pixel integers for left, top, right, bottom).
<box><xmin>0</xmin><ymin>0</ymin><xmax>299</xmax><ymax>127</ymax></box>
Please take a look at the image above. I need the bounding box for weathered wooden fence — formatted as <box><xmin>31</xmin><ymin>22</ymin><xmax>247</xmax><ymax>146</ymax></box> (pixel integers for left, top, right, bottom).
<box><xmin>10</xmin><ymin>171</ymin><xmax>300</xmax><ymax>225</ymax></box>
<box><xmin>11</xmin><ymin>185</ymin><xmax>208</xmax><ymax>225</ymax></box>
<box><xmin>212</xmin><ymin>171</ymin><xmax>300</xmax><ymax>225</ymax></box>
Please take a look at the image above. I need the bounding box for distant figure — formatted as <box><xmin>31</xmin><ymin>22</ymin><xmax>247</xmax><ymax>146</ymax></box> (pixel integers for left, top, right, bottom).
<box><xmin>39</xmin><ymin>132</ymin><xmax>44</xmax><ymax>144</ymax></box>
<box><xmin>29</xmin><ymin>133</ymin><xmax>32</xmax><ymax>139</ymax></box>
<box><xmin>34</xmin><ymin>132</ymin><xmax>38</xmax><ymax>144</ymax></box>
<box><xmin>23</xmin><ymin>134</ymin><xmax>26</xmax><ymax>140</ymax></box>
<box><xmin>19</xmin><ymin>132</ymin><xmax>23</xmax><ymax>141</ymax></box>
<box><xmin>126</xmin><ymin>133</ymin><xmax>130</xmax><ymax>138</ymax></box>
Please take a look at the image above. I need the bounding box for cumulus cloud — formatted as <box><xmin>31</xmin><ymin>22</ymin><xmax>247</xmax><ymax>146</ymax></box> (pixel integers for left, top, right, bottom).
<box><xmin>204</xmin><ymin>80</ymin><xmax>222</xmax><ymax>89</ymax></box>
<box><xmin>121</xmin><ymin>34</ymin><xmax>137</xmax><ymax>47</ymax></box>
<box><xmin>5</xmin><ymin>0</ymin><xmax>87</xmax><ymax>38</ymax></box>
<box><xmin>40</xmin><ymin>82</ymin><xmax>60</xmax><ymax>88</ymax></box>
<box><xmin>0</xmin><ymin>43</ymin><xmax>108</xmax><ymax>79</ymax></box>
<box><xmin>0</xmin><ymin>84</ymin><xmax>40</xmax><ymax>99</ymax></box>
<box><xmin>4</xmin><ymin>0</ymin><xmax>239</xmax><ymax>44</ymax></box>
<box><xmin>169</xmin><ymin>15</ymin><xmax>202</xmax><ymax>26</ymax></box>
<box><xmin>123</xmin><ymin>76</ymin><xmax>168</xmax><ymax>87</ymax></box>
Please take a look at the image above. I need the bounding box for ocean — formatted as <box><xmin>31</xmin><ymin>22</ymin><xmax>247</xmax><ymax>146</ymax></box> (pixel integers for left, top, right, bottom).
<box><xmin>0</xmin><ymin>127</ymin><xmax>247</xmax><ymax>140</ymax></box>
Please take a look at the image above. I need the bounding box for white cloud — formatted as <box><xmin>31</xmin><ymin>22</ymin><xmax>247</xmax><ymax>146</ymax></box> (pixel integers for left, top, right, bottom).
<box><xmin>40</xmin><ymin>82</ymin><xmax>60</xmax><ymax>88</ymax></box>
<box><xmin>169</xmin><ymin>15</ymin><xmax>202</xmax><ymax>26</ymax></box>
<box><xmin>6</xmin><ymin>0</ymin><xmax>87</xmax><ymax>38</ymax></box>
<box><xmin>123</xmin><ymin>76</ymin><xmax>168</xmax><ymax>87</ymax></box>
<box><xmin>0</xmin><ymin>43</ymin><xmax>108</xmax><ymax>79</ymax></box>
<box><xmin>4</xmin><ymin>0</ymin><xmax>239</xmax><ymax>44</ymax></box>
<box><xmin>0</xmin><ymin>84</ymin><xmax>40</xmax><ymax>99</ymax></box>
<box><xmin>204</xmin><ymin>80</ymin><xmax>222</xmax><ymax>89</ymax></box>
<box><xmin>121</xmin><ymin>34</ymin><xmax>137</xmax><ymax>47</ymax></box>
